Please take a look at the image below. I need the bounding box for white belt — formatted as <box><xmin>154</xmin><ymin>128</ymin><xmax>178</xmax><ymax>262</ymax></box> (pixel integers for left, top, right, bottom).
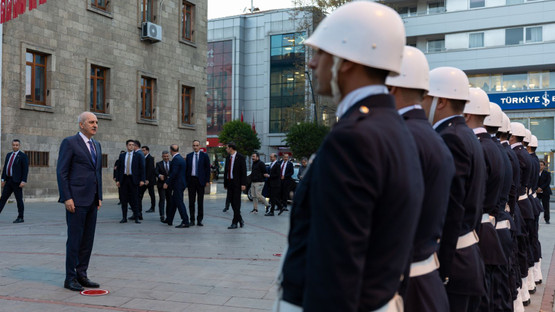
<box><xmin>532</xmin><ymin>193</ymin><xmax>537</xmax><ymax>198</ymax></box>
<box><xmin>456</xmin><ymin>230</ymin><xmax>479</xmax><ymax>249</ymax></box>
<box><xmin>505</xmin><ymin>203</ymin><xmax>510</xmax><ymax>212</ymax></box>
<box><xmin>274</xmin><ymin>294</ymin><xmax>404</xmax><ymax>312</ymax></box>
<box><xmin>481</xmin><ymin>213</ymin><xmax>495</xmax><ymax>226</ymax></box>
<box><xmin>496</xmin><ymin>220</ymin><xmax>511</xmax><ymax>230</ymax></box>
<box><xmin>409</xmin><ymin>252</ymin><xmax>439</xmax><ymax>278</ymax></box>
<box><xmin>518</xmin><ymin>194</ymin><xmax>528</xmax><ymax>201</ymax></box>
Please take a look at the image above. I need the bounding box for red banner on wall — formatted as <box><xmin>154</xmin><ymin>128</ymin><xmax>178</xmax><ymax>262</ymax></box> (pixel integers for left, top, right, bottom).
<box><xmin>0</xmin><ymin>0</ymin><xmax>46</xmax><ymax>24</ymax></box>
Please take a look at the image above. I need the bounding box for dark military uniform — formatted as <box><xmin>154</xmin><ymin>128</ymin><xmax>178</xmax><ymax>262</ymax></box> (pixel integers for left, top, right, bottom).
<box><xmin>280</xmin><ymin>92</ymin><xmax>424</xmax><ymax>311</ymax></box>
<box><xmin>528</xmin><ymin>152</ymin><xmax>542</xmax><ymax>265</ymax></box>
<box><xmin>435</xmin><ymin>116</ymin><xmax>486</xmax><ymax>312</ymax></box>
<box><xmin>399</xmin><ymin>107</ymin><xmax>454</xmax><ymax>312</ymax></box>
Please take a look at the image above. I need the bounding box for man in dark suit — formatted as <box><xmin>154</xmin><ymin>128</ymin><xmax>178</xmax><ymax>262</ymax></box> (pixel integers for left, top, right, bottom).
<box><xmin>57</xmin><ymin>112</ymin><xmax>102</xmax><ymax>292</ymax></box>
<box><xmin>265</xmin><ymin>153</ymin><xmax>282</xmax><ymax>216</ymax></box>
<box><xmin>278</xmin><ymin>3</ymin><xmax>424</xmax><ymax>310</ymax></box>
<box><xmin>0</xmin><ymin>139</ymin><xmax>29</xmax><ymax>223</ymax></box>
<box><xmin>139</xmin><ymin>145</ymin><xmax>156</xmax><ymax>214</ymax></box>
<box><xmin>422</xmin><ymin>67</ymin><xmax>487</xmax><ymax>312</ymax></box>
<box><xmin>164</xmin><ymin>144</ymin><xmax>189</xmax><ymax>228</ymax></box>
<box><xmin>385</xmin><ymin>46</ymin><xmax>455</xmax><ymax>312</ymax></box>
<box><xmin>116</xmin><ymin>140</ymin><xmax>145</xmax><ymax>223</ymax></box>
<box><xmin>223</xmin><ymin>142</ymin><xmax>246</xmax><ymax>229</ymax></box>
<box><xmin>132</xmin><ymin>140</ymin><xmax>146</xmax><ymax>220</ymax></box>
<box><xmin>538</xmin><ymin>160</ymin><xmax>551</xmax><ymax>224</ymax></box>
<box><xmin>278</xmin><ymin>153</ymin><xmax>294</xmax><ymax>212</ymax></box>
<box><xmin>155</xmin><ymin>151</ymin><xmax>171</xmax><ymax>223</ymax></box>
<box><xmin>186</xmin><ymin>140</ymin><xmax>210</xmax><ymax>226</ymax></box>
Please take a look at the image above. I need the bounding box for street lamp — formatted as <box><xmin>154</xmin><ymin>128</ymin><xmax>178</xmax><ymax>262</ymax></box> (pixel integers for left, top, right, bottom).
<box><xmin>305</xmin><ymin>70</ymin><xmax>318</xmax><ymax>124</ymax></box>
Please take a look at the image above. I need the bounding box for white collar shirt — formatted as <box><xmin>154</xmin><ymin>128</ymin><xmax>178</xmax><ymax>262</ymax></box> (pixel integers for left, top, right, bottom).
<box><xmin>335</xmin><ymin>85</ymin><xmax>389</xmax><ymax>119</ymax></box>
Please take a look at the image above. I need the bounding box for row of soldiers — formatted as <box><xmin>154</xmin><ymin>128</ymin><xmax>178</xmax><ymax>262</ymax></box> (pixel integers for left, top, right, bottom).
<box><xmin>274</xmin><ymin>2</ymin><xmax>546</xmax><ymax>312</ymax></box>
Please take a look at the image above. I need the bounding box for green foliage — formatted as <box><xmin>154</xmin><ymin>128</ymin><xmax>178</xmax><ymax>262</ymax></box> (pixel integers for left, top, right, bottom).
<box><xmin>218</xmin><ymin>120</ymin><xmax>261</xmax><ymax>156</ymax></box>
<box><xmin>284</xmin><ymin>122</ymin><xmax>329</xmax><ymax>159</ymax></box>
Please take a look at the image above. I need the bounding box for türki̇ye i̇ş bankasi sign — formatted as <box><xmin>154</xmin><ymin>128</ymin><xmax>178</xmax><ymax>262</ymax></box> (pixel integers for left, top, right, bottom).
<box><xmin>489</xmin><ymin>90</ymin><xmax>555</xmax><ymax>110</ymax></box>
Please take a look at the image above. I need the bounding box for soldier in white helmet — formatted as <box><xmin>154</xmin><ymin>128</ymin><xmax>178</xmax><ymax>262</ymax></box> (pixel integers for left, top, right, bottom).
<box><xmin>385</xmin><ymin>46</ymin><xmax>454</xmax><ymax>312</ymax></box>
<box><xmin>275</xmin><ymin>2</ymin><xmax>424</xmax><ymax>311</ymax></box>
<box><xmin>483</xmin><ymin>102</ymin><xmax>515</xmax><ymax>311</ymax></box>
<box><xmin>421</xmin><ymin>67</ymin><xmax>487</xmax><ymax>312</ymax></box>
<box><xmin>526</xmin><ymin>133</ymin><xmax>543</xmax><ymax>288</ymax></box>
<box><xmin>509</xmin><ymin>121</ymin><xmax>534</xmax><ymax>306</ymax></box>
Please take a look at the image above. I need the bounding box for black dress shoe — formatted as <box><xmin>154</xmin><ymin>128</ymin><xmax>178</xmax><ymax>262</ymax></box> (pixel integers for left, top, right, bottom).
<box><xmin>77</xmin><ymin>277</ymin><xmax>99</xmax><ymax>288</ymax></box>
<box><xmin>175</xmin><ymin>223</ymin><xmax>189</xmax><ymax>228</ymax></box>
<box><xmin>64</xmin><ymin>279</ymin><xmax>84</xmax><ymax>291</ymax></box>
<box><xmin>146</xmin><ymin>208</ymin><xmax>155</xmax><ymax>213</ymax></box>
<box><xmin>278</xmin><ymin>209</ymin><xmax>284</xmax><ymax>216</ymax></box>
<box><xmin>536</xmin><ymin>279</ymin><xmax>543</xmax><ymax>285</ymax></box>
<box><xmin>546</xmin><ymin>220</ymin><xmax>550</xmax><ymax>224</ymax></box>
<box><xmin>13</xmin><ymin>217</ymin><xmax>24</xmax><ymax>223</ymax></box>
<box><xmin>239</xmin><ymin>220</ymin><xmax>244</xmax><ymax>228</ymax></box>
<box><xmin>529</xmin><ymin>287</ymin><xmax>536</xmax><ymax>294</ymax></box>
<box><xmin>128</xmin><ymin>215</ymin><xmax>137</xmax><ymax>220</ymax></box>
<box><xmin>160</xmin><ymin>217</ymin><xmax>166</xmax><ymax>223</ymax></box>
<box><xmin>197</xmin><ymin>221</ymin><xmax>204</xmax><ymax>226</ymax></box>
<box><xmin>265</xmin><ymin>212</ymin><xmax>274</xmax><ymax>216</ymax></box>
<box><xmin>167</xmin><ymin>222</ymin><xmax>173</xmax><ymax>226</ymax></box>
<box><xmin>190</xmin><ymin>220</ymin><xmax>195</xmax><ymax>226</ymax></box>
<box><xmin>228</xmin><ymin>224</ymin><xmax>238</xmax><ymax>229</ymax></box>
<box><xmin>119</xmin><ymin>219</ymin><xmax>127</xmax><ymax>223</ymax></box>
<box><xmin>523</xmin><ymin>299</ymin><xmax>530</xmax><ymax>306</ymax></box>
<box><xmin>134</xmin><ymin>218</ymin><xmax>141</xmax><ymax>224</ymax></box>
<box><xmin>223</xmin><ymin>207</ymin><xmax>229</xmax><ymax>212</ymax></box>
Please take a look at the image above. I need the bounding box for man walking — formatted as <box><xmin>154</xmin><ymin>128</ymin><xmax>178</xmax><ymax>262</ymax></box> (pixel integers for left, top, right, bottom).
<box><xmin>155</xmin><ymin>151</ymin><xmax>171</xmax><ymax>223</ymax></box>
<box><xmin>538</xmin><ymin>160</ymin><xmax>551</xmax><ymax>224</ymax></box>
<box><xmin>278</xmin><ymin>154</ymin><xmax>293</xmax><ymax>212</ymax></box>
<box><xmin>186</xmin><ymin>140</ymin><xmax>210</xmax><ymax>226</ymax></box>
<box><xmin>223</xmin><ymin>142</ymin><xmax>246</xmax><ymax>229</ymax></box>
<box><xmin>140</xmin><ymin>146</ymin><xmax>156</xmax><ymax>214</ymax></box>
<box><xmin>265</xmin><ymin>153</ymin><xmax>282</xmax><ymax>216</ymax></box>
<box><xmin>250</xmin><ymin>152</ymin><xmax>270</xmax><ymax>214</ymax></box>
<box><xmin>57</xmin><ymin>112</ymin><xmax>102</xmax><ymax>292</ymax></box>
<box><xmin>164</xmin><ymin>144</ymin><xmax>189</xmax><ymax>228</ymax></box>
<box><xmin>116</xmin><ymin>140</ymin><xmax>145</xmax><ymax>223</ymax></box>
<box><xmin>0</xmin><ymin>139</ymin><xmax>29</xmax><ymax>223</ymax></box>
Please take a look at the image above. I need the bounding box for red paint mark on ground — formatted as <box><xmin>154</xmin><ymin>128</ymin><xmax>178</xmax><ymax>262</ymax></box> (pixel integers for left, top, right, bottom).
<box><xmin>540</xmin><ymin>246</ymin><xmax>555</xmax><ymax>311</ymax></box>
<box><xmin>0</xmin><ymin>295</ymin><xmax>158</xmax><ymax>312</ymax></box>
<box><xmin>81</xmin><ymin>289</ymin><xmax>110</xmax><ymax>296</ymax></box>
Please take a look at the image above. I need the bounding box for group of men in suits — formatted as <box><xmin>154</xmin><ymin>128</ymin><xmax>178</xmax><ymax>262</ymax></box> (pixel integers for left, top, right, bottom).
<box><xmin>274</xmin><ymin>2</ymin><xmax>550</xmax><ymax>312</ymax></box>
<box><xmin>114</xmin><ymin>140</ymin><xmax>210</xmax><ymax>228</ymax></box>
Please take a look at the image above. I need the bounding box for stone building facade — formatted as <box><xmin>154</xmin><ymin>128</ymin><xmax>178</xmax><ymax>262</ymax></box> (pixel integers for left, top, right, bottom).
<box><xmin>2</xmin><ymin>0</ymin><xmax>207</xmax><ymax>199</ymax></box>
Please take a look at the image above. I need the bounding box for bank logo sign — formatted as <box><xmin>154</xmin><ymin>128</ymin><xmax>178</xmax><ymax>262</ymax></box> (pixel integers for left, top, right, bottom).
<box><xmin>488</xmin><ymin>90</ymin><xmax>555</xmax><ymax>110</ymax></box>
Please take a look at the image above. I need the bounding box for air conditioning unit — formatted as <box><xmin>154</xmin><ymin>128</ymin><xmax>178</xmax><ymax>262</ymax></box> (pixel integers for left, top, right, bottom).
<box><xmin>141</xmin><ymin>22</ymin><xmax>162</xmax><ymax>42</ymax></box>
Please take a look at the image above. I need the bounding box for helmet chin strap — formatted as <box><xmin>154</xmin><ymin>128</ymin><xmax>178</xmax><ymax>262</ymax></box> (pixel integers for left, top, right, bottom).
<box><xmin>428</xmin><ymin>97</ymin><xmax>439</xmax><ymax>125</ymax></box>
<box><xmin>331</xmin><ymin>56</ymin><xmax>344</xmax><ymax>105</ymax></box>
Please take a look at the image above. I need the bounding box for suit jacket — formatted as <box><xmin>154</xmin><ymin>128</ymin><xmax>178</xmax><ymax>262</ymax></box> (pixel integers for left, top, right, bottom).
<box><xmin>223</xmin><ymin>152</ymin><xmax>247</xmax><ymax>188</ymax></box>
<box><xmin>278</xmin><ymin>160</ymin><xmax>294</xmax><ymax>179</ymax></box>
<box><xmin>186</xmin><ymin>151</ymin><xmax>210</xmax><ymax>186</ymax></box>
<box><xmin>144</xmin><ymin>154</ymin><xmax>156</xmax><ymax>185</ymax></box>
<box><xmin>116</xmin><ymin>151</ymin><xmax>145</xmax><ymax>185</ymax></box>
<box><xmin>401</xmin><ymin>108</ymin><xmax>455</xmax><ymax>263</ymax></box>
<box><xmin>155</xmin><ymin>160</ymin><xmax>171</xmax><ymax>187</ymax></box>
<box><xmin>281</xmin><ymin>94</ymin><xmax>424</xmax><ymax>311</ymax></box>
<box><xmin>539</xmin><ymin>170</ymin><xmax>552</xmax><ymax>195</ymax></box>
<box><xmin>1</xmin><ymin>150</ymin><xmax>29</xmax><ymax>184</ymax></box>
<box><xmin>57</xmin><ymin>133</ymin><xmax>102</xmax><ymax>207</ymax></box>
<box><xmin>269</xmin><ymin>161</ymin><xmax>282</xmax><ymax>188</ymax></box>
<box><xmin>166</xmin><ymin>153</ymin><xmax>187</xmax><ymax>191</ymax></box>
<box><xmin>435</xmin><ymin>116</ymin><xmax>486</xmax><ymax>296</ymax></box>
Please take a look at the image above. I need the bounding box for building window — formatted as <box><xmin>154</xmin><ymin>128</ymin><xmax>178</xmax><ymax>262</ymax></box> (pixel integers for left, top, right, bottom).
<box><xmin>141</xmin><ymin>0</ymin><xmax>155</xmax><ymax>22</ymax></box>
<box><xmin>90</xmin><ymin>65</ymin><xmax>107</xmax><ymax>113</ymax></box>
<box><xmin>25</xmin><ymin>151</ymin><xmax>49</xmax><ymax>167</ymax></box>
<box><xmin>182</xmin><ymin>1</ymin><xmax>195</xmax><ymax>42</ymax></box>
<box><xmin>427</xmin><ymin>39</ymin><xmax>445</xmax><ymax>52</ymax></box>
<box><xmin>526</xmin><ymin>26</ymin><xmax>542</xmax><ymax>43</ymax></box>
<box><xmin>398</xmin><ymin>6</ymin><xmax>417</xmax><ymax>17</ymax></box>
<box><xmin>140</xmin><ymin>76</ymin><xmax>155</xmax><ymax>120</ymax></box>
<box><xmin>469</xmin><ymin>32</ymin><xmax>484</xmax><ymax>48</ymax></box>
<box><xmin>469</xmin><ymin>71</ymin><xmax>554</xmax><ymax>92</ymax></box>
<box><xmin>427</xmin><ymin>1</ymin><xmax>445</xmax><ymax>14</ymax></box>
<box><xmin>207</xmin><ymin>40</ymin><xmax>233</xmax><ymax>136</ymax></box>
<box><xmin>505</xmin><ymin>27</ymin><xmax>523</xmax><ymax>45</ymax></box>
<box><xmin>181</xmin><ymin>85</ymin><xmax>194</xmax><ymax>125</ymax></box>
<box><xmin>91</xmin><ymin>0</ymin><xmax>107</xmax><ymax>11</ymax></box>
<box><xmin>469</xmin><ymin>0</ymin><xmax>485</xmax><ymax>8</ymax></box>
<box><xmin>270</xmin><ymin>32</ymin><xmax>307</xmax><ymax>133</ymax></box>
<box><xmin>102</xmin><ymin>154</ymin><xmax>108</xmax><ymax>168</ymax></box>
<box><xmin>531</xmin><ymin>118</ymin><xmax>554</xmax><ymax>140</ymax></box>
<box><xmin>26</xmin><ymin>51</ymin><xmax>47</xmax><ymax>105</ymax></box>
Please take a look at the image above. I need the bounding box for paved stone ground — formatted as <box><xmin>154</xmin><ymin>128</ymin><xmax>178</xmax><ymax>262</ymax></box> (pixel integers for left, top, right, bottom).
<box><xmin>0</xmin><ymin>186</ymin><xmax>554</xmax><ymax>312</ymax></box>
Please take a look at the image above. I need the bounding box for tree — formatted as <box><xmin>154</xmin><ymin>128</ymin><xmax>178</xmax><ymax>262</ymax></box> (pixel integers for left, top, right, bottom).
<box><xmin>218</xmin><ymin>120</ymin><xmax>261</xmax><ymax>157</ymax></box>
<box><xmin>284</xmin><ymin>122</ymin><xmax>329</xmax><ymax>159</ymax></box>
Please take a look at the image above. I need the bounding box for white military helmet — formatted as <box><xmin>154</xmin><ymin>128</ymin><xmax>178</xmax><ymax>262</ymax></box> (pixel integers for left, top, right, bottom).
<box><xmin>499</xmin><ymin>113</ymin><xmax>511</xmax><ymax>133</ymax></box>
<box><xmin>524</xmin><ymin>129</ymin><xmax>532</xmax><ymax>143</ymax></box>
<box><xmin>304</xmin><ymin>1</ymin><xmax>406</xmax><ymax>75</ymax></box>
<box><xmin>530</xmin><ymin>135</ymin><xmax>538</xmax><ymax>148</ymax></box>
<box><xmin>484</xmin><ymin>103</ymin><xmax>503</xmax><ymax>127</ymax></box>
<box><xmin>427</xmin><ymin>67</ymin><xmax>470</xmax><ymax>101</ymax></box>
<box><xmin>385</xmin><ymin>46</ymin><xmax>429</xmax><ymax>91</ymax></box>
<box><xmin>510</xmin><ymin>122</ymin><xmax>526</xmax><ymax>137</ymax></box>
<box><xmin>464</xmin><ymin>88</ymin><xmax>490</xmax><ymax>115</ymax></box>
